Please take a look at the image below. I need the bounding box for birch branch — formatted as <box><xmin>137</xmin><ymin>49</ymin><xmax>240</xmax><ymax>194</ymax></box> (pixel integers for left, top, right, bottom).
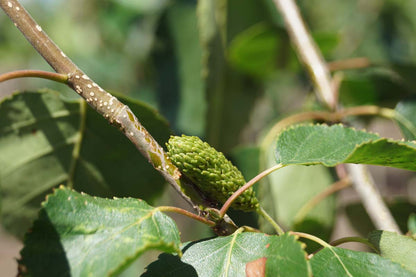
<box><xmin>346</xmin><ymin>164</ymin><xmax>402</xmax><ymax>233</ymax></box>
<box><xmin>0</xmin><ymin>0</ymin><xmax>202</xmax><ymax>210</ymax></box>
<box><xmin>271</xmin><ymin>0</ymin><xmax>401</xmax><ymax>233</ymax></box>
<box><xmin>272</xmin><ymin>0</ymin><xmax>336</xmax><ymax>110</ymax></box>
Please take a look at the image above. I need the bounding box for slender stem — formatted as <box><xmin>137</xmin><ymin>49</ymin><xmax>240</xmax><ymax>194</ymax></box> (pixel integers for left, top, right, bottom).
<box><xmin>294</xmin><ymin>178</ymin><xmax>350</xmax><ymax>223</ymax></box>
<box><xmin>257</xmin><ymin>206</ymin><xmax>284</xmax><ymax>235</ymax></box>
<box><xmin>66</xmin><ymin>101</ymin><xmax>87</xmax><ymax>188</ymax></box>
<box><xmin>219</xmin><ymin>164</ymin><xmax>284</xmax><ymax>218</ymax></box>
<box><xmin>327</xmin><ymin>57</ymin><xmax>371</xmax><ymax>71</ymax></box>
<box><xmin>272</xmin><ymin>0</ymin><xmax>335</xmax><ymax>110</ymax></box>
<box><xmin>0</xmin><ymin>0</ymin><xmax>203</xmax><ymax>211</ymax></box>
<box><xmin>346</xmin><ymin>164</ymin><xmax>401</xmax><ymax>233</ymax></box>
<box><xmin>289</xmin><ymin>231</ymin><xmax>331</xmax><ymax>248</ymax></box>
<box><xmin>335</xmin><ymin>164</ymin><xmax>348</xmax><ymax>180</ymax></box>
<box><xmin>156</xmin><ymin>206</ymin><xmax>215</xmax><ymax>227</ymax></box>
<box><xmin>0</xmin><ymin>70</ymin><xmax>68</xmax><ymax>83</ymax></box>
<box><xmin>330</xmin><ymin>236</ymin><xmax>379</xmax><ymax>252</ymax></box>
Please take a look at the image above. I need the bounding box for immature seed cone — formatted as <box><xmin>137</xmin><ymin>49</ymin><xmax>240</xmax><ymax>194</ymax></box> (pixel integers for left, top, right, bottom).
<box><xmin>166</xmin><ymin>135</ymin><xmax>259</xmax><ymax>211</ymax></box>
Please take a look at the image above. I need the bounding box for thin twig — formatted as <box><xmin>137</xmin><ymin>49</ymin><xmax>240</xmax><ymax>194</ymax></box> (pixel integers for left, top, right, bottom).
<box><xmin>328</xmin><ymin>57</ymin><xmax>371</xmax><ymax>71</ymax></box>
<box><xmin>0</xmin><ymin>0</ymin><xmax>203</xmax><ymax>211</ymax></box>
<box><xmin>294</xmin><ymin>178</ymin><xmax>350</xmax><ymax>223</ymax></box>
<box><xmin>346</xmin><ymin>164</ymin><xmax>401</xmax><ymax>233</ymax></box>
<box><xmin>289</xmin><ymin>231</ymin><xmax>331</xmax><ymax>248</ymax></box>
<box><xmin>0</xmin><ymin>70</ymin><xmax>68</xmax><ymax>83</ymax></box>
<box><xmin>257</xmin><ymin>206</ymin><xmax>284</xmax><ymax>235</ymax></box>
<box><xmin>272</xmin><ymin>0</ymin><xmax>336</xmax><ymax>110</ymax></box>
<box><xmin>330</xmin><ymin>236</ymin><xmax>378</xmax><ymax>252</ymax></box>
<box><xmin>156</xmin><ymin>206</ymin><xmax>216</xmax><ymax>227</ymax></box>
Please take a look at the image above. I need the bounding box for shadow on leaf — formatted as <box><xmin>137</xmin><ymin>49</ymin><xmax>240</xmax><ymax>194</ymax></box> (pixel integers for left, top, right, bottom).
<box><xmin>19</xmin><ymin>209</ymin><xmax>70</xmax><ymax>276</ymax></box>
<box><xmin>141</xmin><ymin>253</ymin><xmax>197</xmax><ymax>277</ymax></box>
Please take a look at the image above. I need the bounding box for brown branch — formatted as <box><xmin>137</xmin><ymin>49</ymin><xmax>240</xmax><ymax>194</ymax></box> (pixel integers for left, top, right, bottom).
<box><xmin>328</xmin><ymin>57</ymin><xmax>371</xmax><ymax>72</ymax></box>
<box><xmin>156</xmin><ymin>206</ymin><xmax>216</xmax><ymax>227</ymax></box>
<box><xmin>0</xmin><ymin>70</ymin><xmax>68</xmax><ymax>83</ymax></box>
<box><xmin>0</xmin><ymin>0</ymin><xmax>205</xmax><ymax>212</ymax></box>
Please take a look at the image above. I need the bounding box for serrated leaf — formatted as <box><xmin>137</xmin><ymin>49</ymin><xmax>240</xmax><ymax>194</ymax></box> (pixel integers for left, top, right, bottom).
<box><xmin>0</xmin><ymin>90</ymin><xmax>170</xmax><ymax>238</ymax></box>
<box><xmin>19</xmin><ymin>186</ymin><xmax>181</xmax><ymax>277</ymax></box>
<box><xmin>275</xmin><ymin>124</ymin><xmax>416</xmax><ymax>171</ymax></box>
<box><xmin>395</xmin><ymin>100</ymin><xmax>416</xmax><ymax>140</ymax></box>
<box><xmin>368</xmin><ymin>230</ymin><xmax>416</xmax><ymax>274</ymax></box>
<box><xmin>142</xmin><ymin>232</ymin><xmax>310</xmax><ymax>277</ymax></box>
<box><xmin>310</xmin><ymin>247</ymin><xmax>416</xmax><ymax>277</ymax></box>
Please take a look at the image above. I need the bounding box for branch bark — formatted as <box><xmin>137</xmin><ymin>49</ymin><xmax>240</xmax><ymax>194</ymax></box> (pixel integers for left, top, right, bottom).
<box><xmin>0</xmin><ymin>0</ymin><xmax>202</xmax><ymax>211</ymax></box>
<box><xmin>346</xmin><ymin>164</ymin><xmax>401</xmax><ymax>233</ymax></box>
<box><xmin>273</xmin><ymin>0</ymin><xmax>336</xmax><ymax>110</ymax></box>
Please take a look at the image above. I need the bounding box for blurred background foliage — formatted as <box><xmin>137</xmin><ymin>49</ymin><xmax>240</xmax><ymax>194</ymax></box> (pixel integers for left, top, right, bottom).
<box><xmin>1</xmin><ymin>0</ymin><xmax>416</xmax><ymax>138</ymax></box>
<box><xmin>1</xmin><ymin>0</ymin><xmax>416</xmax><ymax>274</ymax></box>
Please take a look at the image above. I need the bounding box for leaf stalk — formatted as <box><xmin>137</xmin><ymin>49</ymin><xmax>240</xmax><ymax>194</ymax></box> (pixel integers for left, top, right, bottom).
<box><xmin>0</xmin><ymin>70</ymin><xmax>68</xmax><ymax>83</ymax></box>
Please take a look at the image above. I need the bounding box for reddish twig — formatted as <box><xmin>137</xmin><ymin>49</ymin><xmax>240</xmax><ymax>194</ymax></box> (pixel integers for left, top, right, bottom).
<box><xmin>0</xmin><ymin>70</ymin><xmax>68</xmax><ymax>83</ymax></box>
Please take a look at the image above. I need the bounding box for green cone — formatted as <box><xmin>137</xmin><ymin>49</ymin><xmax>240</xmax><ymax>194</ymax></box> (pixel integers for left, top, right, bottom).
<box><xmin>166</xmin><ymin>135</ymin><xmax>259</xmax><ymax>211</ymax></box>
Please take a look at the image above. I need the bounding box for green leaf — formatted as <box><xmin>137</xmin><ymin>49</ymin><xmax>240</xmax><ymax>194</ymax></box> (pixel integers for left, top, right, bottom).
<box><xmin>313</xmin><ymin>32</ymin><xmax>339</xmax><ymax>57</ymax></box>
<box><xmin>19</xmin><ymin>186</ymin><xmax>181</xmax><ymax>277</ymax></box>
<box><xmin>395</xmin><ymin>100</ymin><xmax>416</xmax><ymax>140</ymax></box>
<box><xmin>143</xmin><ymin>232</ymin><xmax>310</xmax><ymax>277</ymax></box>
<box><xmin>197</xmin><ymin>0</ymin><xmax>263</xmax><ymax>153</ymax></box>
<box><xmin>0</xmin><ymin>90</ymin><xmax>170</xmax><ymax>238</ymax></box>
<box><xmin>310</xmin><ymin>247</ymin><xmax>416</xmax><ymax>276</ymax></box>
<box><xmin>275</xmin><ymin>124</ymin><xmax>416</xmax><ymax>171</ymax></box>
<box><xmin>368</xmin><ymin>230</ymin><xmax>416</xmax><ymax>274</ymax></box>
<box><xmin>166</xmin><ymin>2</ymin><xmax>206</xmax><ymax>136</ymax></box>
<box><xmin>338</xmin><ymin>69</ymin><xmax>413</xmax><ymax>107</ymax></box>
<box><xmin>228</xmin><ymin>23</ymin><xmax>280</xmax><ymax>77</ymax></box>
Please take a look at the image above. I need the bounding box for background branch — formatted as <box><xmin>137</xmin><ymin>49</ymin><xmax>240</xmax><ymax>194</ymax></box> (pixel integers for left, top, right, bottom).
<box><xmin>346</xmin><ymin>164</ymin><xmax>401</xmax><ymax>233</ymax></box>
<box><xmin>272</xmin><ymin>0</ymin><xmax>401</xmax><ymax>234</ymax></box>
<box><xmin>273</xmin><ymin>0</ymin><xmax>336</xmax><ymax>110</ymax></box>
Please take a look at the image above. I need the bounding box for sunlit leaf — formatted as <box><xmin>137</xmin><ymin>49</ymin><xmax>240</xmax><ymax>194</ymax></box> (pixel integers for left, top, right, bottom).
<box><xmin>368</xmin><ymin>230</ymin><xmax>416</xmax><ymax>274</ymax></box>
<box><xmin>142</xmin><ymin>232</ymin><xmax>310</xmax><ymax>277</ymax></box>
<box><xmin>19</xmin><ymin>186</ymin><xmax>181</xmax><ymax>277</ymax></box>
<box><xmin>311</xmin><ymin>247</ymin><xmax>415</xmax><ymax>276</ymax></box>
<box><xmin>275</xmin><ymin>124</ymin><xmax>416</xmax><ymax>171</ymax></box>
